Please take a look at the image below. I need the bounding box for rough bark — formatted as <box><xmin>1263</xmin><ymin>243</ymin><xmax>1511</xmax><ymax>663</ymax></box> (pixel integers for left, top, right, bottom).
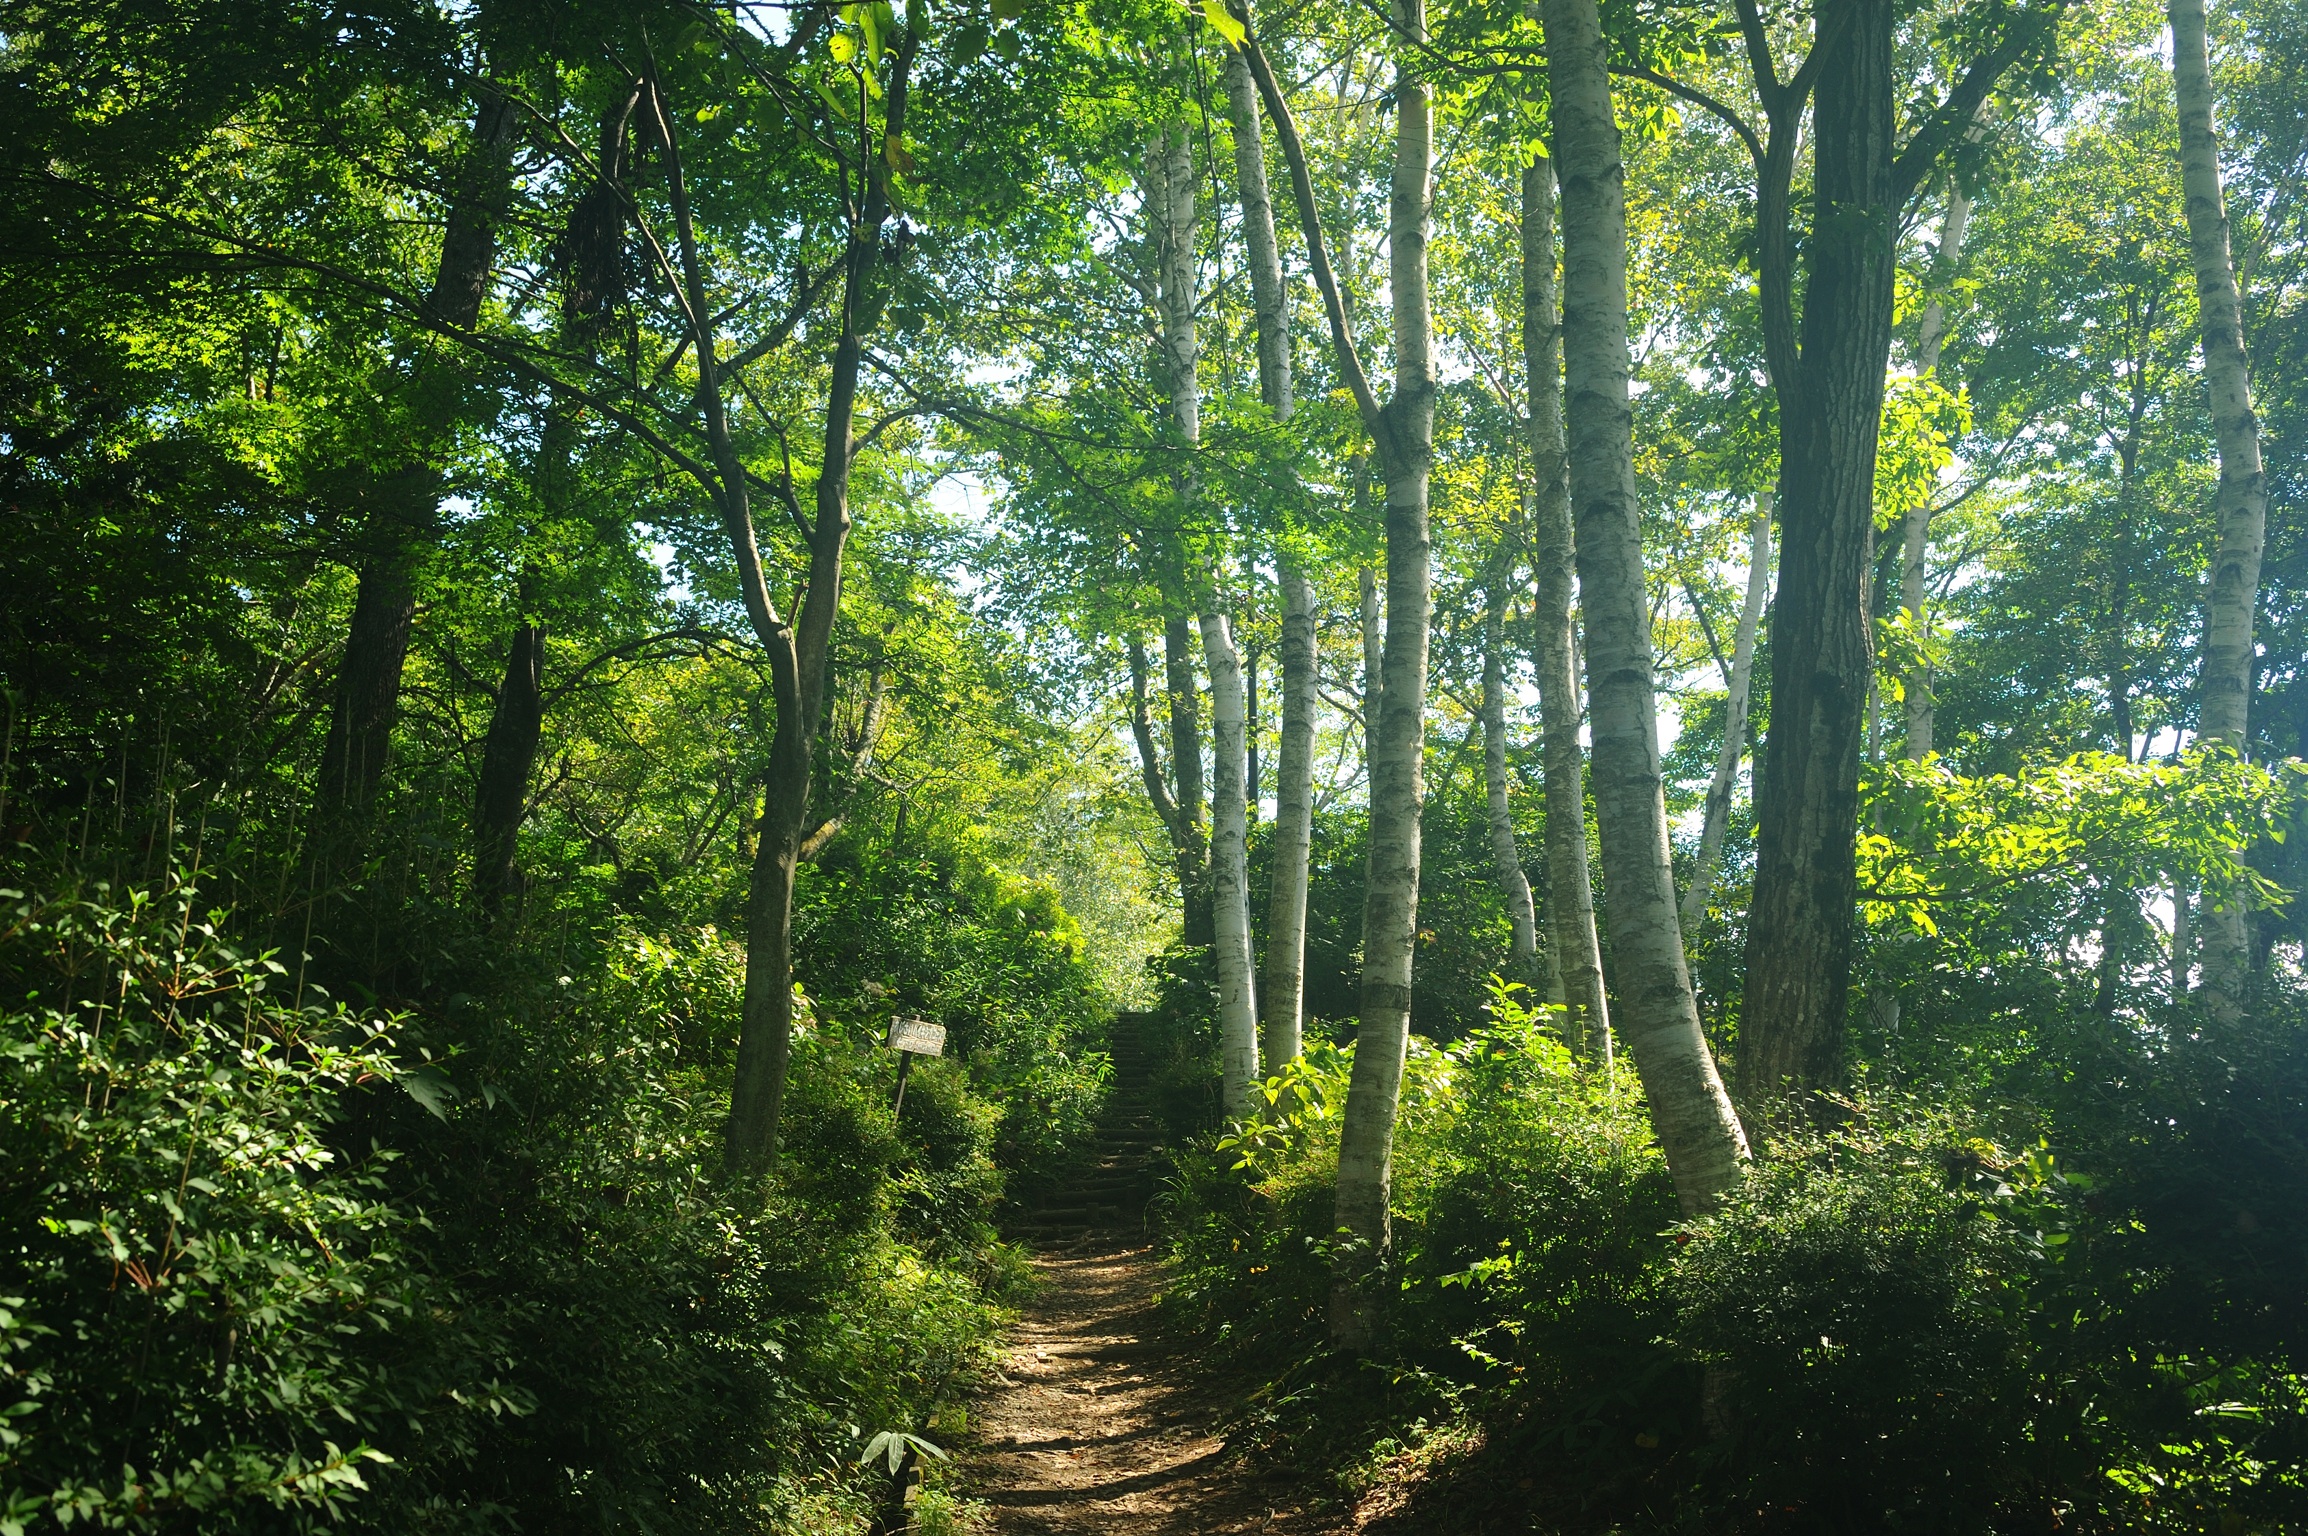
<box><xmin>1740</xmin><ymin>0</ymin><xmax>1899</xmax><ymax>1106</ymax></box>
<box><xmin>473</xmin><ymin>623</ymin><xmax>545</xmax><ymax>912</ymax></box>
<box><xmin>1733</xmin><ymin>0</ymin><xmax>2055</xmax><ymax>1107</ymax></box>
<box><xmin>1482</xmin><ymin>560</ymin><xmax>1540</xmax><ymax>974</ymax></box>
<box><xmin>1522</xmin><ymin>158</ymin><xmax>1612</xmax><ymax>1059</ymax></box>
<box><xmin>717</xmin><ymin>32</ymin><xmax>918</xmax><ymax>1171</ymax></box>
<box><xmin>315</xmin><ymin>510</ymin><xmax>424</xmax><ymax>827</ymax></box>
<box><xmin>1227</xmin><ymin>49</ymin><xmax>1314</xmax><ymax>1069</ymax></box>
<box><xmin>314</xmin><ymin>93</ymin><xmax>517</xmax><ymax>838</ymax></box>
<box><xmin>1898</xmin><ymin>182</ymin><xmax>1971</xmax><ymax>760</ymax></box>
<box><xmin>1547</xmin><ymin>0</ymin><xmax>1749</xmax><ymax>1216</ymax></box>
<box><xmin>1682</xmin><ymin>493</ymin><xmax>1772</xmax><ymax>931</ymax></box>
<box><xmin>2171</xmin><ymin>0</ymin><xmax>2270</xmax><ymax>1015</ymax></box>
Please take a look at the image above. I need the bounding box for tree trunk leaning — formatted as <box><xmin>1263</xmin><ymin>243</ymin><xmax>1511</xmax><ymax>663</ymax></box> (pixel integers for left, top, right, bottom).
<box><xmin>1546</xmin><ymin>0</ymin><xmax>1749</xmax><ymax>1216</ymax></box>
<box><xmin>2170</xmin><ymin>0</ymin><xmax>2270</xmax><ymax>1017</ymax></box>
<box><xmin>1681</xmin><ymin>493</ymin><xmax>1772</xmax><ymax>931</ymax></box>
<box><xmin>473</xmin><ymin>622</ymin><xmax>545</xmax><ymax>913</ymax></box>
<box><xmin>1522</xmin><ymin>157</ymin><xmax>1612</xmax><ymax>1061</ymax></box>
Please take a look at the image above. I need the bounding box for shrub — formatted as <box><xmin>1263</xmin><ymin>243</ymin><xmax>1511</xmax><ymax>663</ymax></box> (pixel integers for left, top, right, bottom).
<box><xmin>1668</xmin><ymin>1110</ymin><xmax>2038</xmax><ymax>1531</ymax></box>
<box><xmin>0</xmin><ymin>876</ymin><xmax>479</xmax><ymax>1534</ymax></box>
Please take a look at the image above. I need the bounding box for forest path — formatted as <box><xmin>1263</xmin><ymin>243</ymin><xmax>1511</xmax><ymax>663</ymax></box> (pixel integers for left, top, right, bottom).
<box><xmin>962</xmin><ymin>1241</ymin><xmax>1341</xmax><ymax>1535</ymax></box>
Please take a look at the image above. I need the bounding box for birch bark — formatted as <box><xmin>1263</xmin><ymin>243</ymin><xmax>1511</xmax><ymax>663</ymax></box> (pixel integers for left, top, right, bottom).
<box><xmin>1149</xmin><ymin>124</ymin><xmax>1260</xmax><ymax>1108</ymax></box>
<box><xmin>1522</xmin><ymin>158</ymin><xmax>1611</xmax><ymax>1059</ymax></box>
<box><xmin>1227</xmin><ymin>51</ymin><xmax>1315</xmax><ymax>1069</ymax></box>
<box><xmin>1482</xmin><ymin>560</ymin><xmax>1540</xmax><ymax>974</ymax></box>
<box><xmin>2170</xmin><ymin>0</ymin><xmax>2270</xmax><ymax>1015</ymax></box>
<box><xmin>1237</xmin><ymin>0</ymin><xmax>1437</xmax><ymax>1346</ymax></box>
<box><xmin>1546</xmin><ymin>0</ymin><xmax>1749</xmax><ymax>1215</ymax></box>
<box><xmin>1681</xmin><ymin>494</ymin><xmax>1772</xmax><ymax>931</ymax></box>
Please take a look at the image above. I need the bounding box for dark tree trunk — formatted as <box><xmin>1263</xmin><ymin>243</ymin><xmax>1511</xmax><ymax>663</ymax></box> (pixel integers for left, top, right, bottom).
<box><xmin>1739</xmin><ymin>0</ymin><xmax>1899</xmax><ymax>1105</ymax></box>
<box><xmin>315</xmin><ymin>500</ymin><xmax>426</xmax><ymax>826</ymax></box>
<box><xmin>312</xmin><ymin>91</ymin><xmax>515</xmax><ymax>843</ymax></box>
<box><xmin>473</xmin><ymin>623</ymin><xmax>545</xmax><ymax>912</ymax></box>
<box><xmin>721</xmin><ymin>29</ymin><xmax>921</xmax><ymax>1170</ymax></box>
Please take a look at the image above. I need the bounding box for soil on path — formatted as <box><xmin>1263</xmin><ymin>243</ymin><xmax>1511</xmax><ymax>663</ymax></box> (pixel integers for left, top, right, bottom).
<box><xmin>962</xmin><ymin>1241</ymin><xmax>1343</xmax><ymax>1535</ymax></box>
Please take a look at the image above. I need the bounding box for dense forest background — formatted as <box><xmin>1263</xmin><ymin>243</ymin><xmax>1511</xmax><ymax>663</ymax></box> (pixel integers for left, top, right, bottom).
<box><xmin>1</xmin><ymin>0</ymin><xmax>2304</xmax><ymax>1530</ymax></box>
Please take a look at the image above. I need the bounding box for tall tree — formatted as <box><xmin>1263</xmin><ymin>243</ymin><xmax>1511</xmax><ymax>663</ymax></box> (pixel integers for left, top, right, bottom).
<box><xmin>1693</xmin><ymin>0</ymin><xmax>2063</xmax><ymax>1105</ymax></box>
<box><xmin>314</xmin><ymin>91</ymin><xmax>517</xmax><ymax>844</ymax></box>
<box><xmin>703</xmin><ymin>21</ymin><xmax>921</xmax><ymax>1171</ymax></box>
<box><xmin>1240</xmin><ymin>0</ymin><xmax>1438</xmax><ymax>1348</ymax></box>
<box><xmin>1146</xmin><ymin>121</ymin><xmax>1261</xmax><ymax>1112</ymax></box>
<box><xmin>1523</xmin><ymin>158</ymin><xmax>1612</xmax><ymax>1056</ymax></box>
<box><xmin>1681</xmin><ymin>492</ymin><xmax>1772</xmax><ymax>930</ymax></box>
<box><xmin>1481</xmin><ymin>551</ymin><xmax>1541</xmax><ymax>977</ymax></box>
<box><xmin>1544</xmin><ymin>0</ymin><xmax>1748</xmax><ymax>1214</ymax></box>
<box><xmin>471</xmin><ymin>84</ymin><xmax>643</xmax><ymax>915</ymax></box>
<box><xmin>1227</xmin><ymin>50</ymin><xmax>1316</xmax><ymax>1071</ymax></box>
<box><xmin>2170</xmin><ymin>0</ymin><xmax>2271</xmax><ymax>1014</ymax></box>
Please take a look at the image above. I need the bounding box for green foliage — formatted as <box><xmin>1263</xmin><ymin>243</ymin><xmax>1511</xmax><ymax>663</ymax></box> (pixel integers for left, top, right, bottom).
<box><xmin>1162</xmin><ymin>978</ymin><xmax>2308</xmax><ymax>1532</ymax></box>
<box><xmin>0</xmin><ymin>876</ymin><xmax>455</xmax><ymax>1533</ymax></box>
<box><xmin>1669</xmin><ymin>1111</ymin><xmax>2042</xmax><ymax>1529</ymax></box>
<box><xmin>1860</xmin><ymin>749</ymin><xmax>2302</xmax><ymax>940</ymax></box>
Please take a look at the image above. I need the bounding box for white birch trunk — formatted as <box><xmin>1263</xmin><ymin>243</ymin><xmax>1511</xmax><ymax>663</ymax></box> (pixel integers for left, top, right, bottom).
<box><xmin>1483</xmin><ymin>567</ymin><xmax>1540</xmax><ymax>972</ymax></box>
<box><xmin>1201</xmin><ymin>603</ymin><xmax>1261</xmax><ymax>1115</ymax></box>
<box><xmin>1359</xmin><ymin>564</ymin><xmax>1384</xmax><ymax>742</ymax></box>
<box><xmin>1263</xmin><ymin>567</ymin><xmax>1317</xmax><ymax>1065</ymax></box>
<box><xmin>1151</xmin><ymin>125</ymin><xmax>1259</xmax><ymax>1103</ymax></box>
<box><xmin>1546</xmin><ymin>0</ymin><xmax>1748</xmax><ymax>1215</ymax></box>
<box><xmin>1227</xmin><ymin>49</ymin><xmax>1313</xmax><ymax>1070</ymax></box>
<box><xmin>1232</xmin><ymin>0</ymin><xmax>1435</xmax><ymax>1349</ymax></box>
<box><xmin>1681</xmin><ymin>492</ymin><xmax>1772</xmax><ymax>931</ymax></box>
<box><xmin>2171</xmin><ymin>0</ymin><xmax>2270</xmax><ymax>1014</ymax></box>
<box><xmin>1523</xmin><ymin>159</ymin><xmax>1612</xmax><ymax>1057</ymax></box>
<box><xmin>1329</xmin><ymin>0</ymin><xmax>1436</xmax><ymax>1349</ymax></box>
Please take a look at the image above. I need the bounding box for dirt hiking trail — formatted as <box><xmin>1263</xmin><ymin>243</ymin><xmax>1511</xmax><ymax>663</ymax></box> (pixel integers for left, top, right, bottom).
<box><xmin>970</xmin><ymin>1016</ymin><xmax>1343</xmax><ymax>1533</ymax></box>
<box><xmin>964</xmin><ymin>1241</ymin><xmax>1341</xmax><ymax>1535</ymax></box>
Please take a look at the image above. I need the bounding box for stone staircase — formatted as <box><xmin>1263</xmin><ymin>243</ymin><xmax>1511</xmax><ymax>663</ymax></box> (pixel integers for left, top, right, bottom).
<box><xmin>1005</xmin><ymin>1014</ymin><xmax>1167</xmax><ymax>1248</ymax></box>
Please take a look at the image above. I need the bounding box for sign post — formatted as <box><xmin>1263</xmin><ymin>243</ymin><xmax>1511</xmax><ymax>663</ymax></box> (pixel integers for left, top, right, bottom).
<box><xmin>887</xmin><ymin>1016</ymin><xmax>946</xmax><ymax>1116</ymax></box>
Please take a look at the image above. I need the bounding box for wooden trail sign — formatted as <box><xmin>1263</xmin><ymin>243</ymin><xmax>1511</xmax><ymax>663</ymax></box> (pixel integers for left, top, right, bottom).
<box><xmin>888</xmin><ymin>1017</ymin><xmax>945</xmax><ymax>1115</ymax></box>
<box><xmin>888</xmin><ymin>1017</ymin><xmax>946</xmax><ymax>1056</ymax></box>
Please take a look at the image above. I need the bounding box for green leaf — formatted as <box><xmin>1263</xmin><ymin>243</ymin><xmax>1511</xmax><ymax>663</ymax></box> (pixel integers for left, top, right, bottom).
<box><xmin>1200</xmin><ymin>0</ymin><xmax>1246</xmax><ymax>47</ymax></box>
<box><xmin>400</xmin><ymin>1067</ymin><xmax>457</xmax><ymax>1121</ymax></box>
